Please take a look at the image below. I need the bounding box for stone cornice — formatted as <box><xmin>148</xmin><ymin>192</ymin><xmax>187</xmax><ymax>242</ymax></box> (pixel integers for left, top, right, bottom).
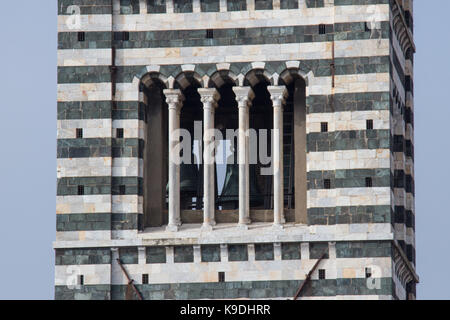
<box><xmin>392</xmin><ymin>0</ymin><xmax>416</xmax><ymax>54</ymax></box>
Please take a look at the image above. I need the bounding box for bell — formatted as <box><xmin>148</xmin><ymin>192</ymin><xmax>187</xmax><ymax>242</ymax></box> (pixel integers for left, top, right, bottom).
<box><xmin>218</xmin><ymin>147</ymin><xmax>239</xmax><ymax>209</ymax></box>
<box><xmin>179</xmin><ymin>163</ymin><xmax>199</xmax><ymax>194</ymax></box>
<box><xmin>218</xmin><ymin>149</ymin><xmax>263</xmax><ymax>209</ymax></box>
<box><xmin>218</xmin><ymin>162</ymin><xmax>239</xmax><ymax>209</ymax></box>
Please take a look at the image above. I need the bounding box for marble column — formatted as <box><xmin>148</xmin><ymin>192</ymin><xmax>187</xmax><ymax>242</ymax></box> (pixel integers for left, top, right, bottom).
<box><xmin>164</xmin><ymin>89</ymin><xmax>185</xmax><ymax>232</ymax></box>
<box><xmin>232</xmin><ymin>87</ymin><xmax>255</xmax><ymax>228</ymax></box>
<box><xmin>268</xmin><ymin>86</ymin><xmax>288</xmax><ymax>227</ymax></box>
<box><xmin>198</xmin><ymin>88</ymin><xmax>220</xmax><ymax>230</ymax></box>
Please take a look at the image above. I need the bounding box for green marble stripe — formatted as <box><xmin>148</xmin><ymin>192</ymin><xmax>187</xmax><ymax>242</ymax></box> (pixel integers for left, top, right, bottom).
<box><xmin>57</xmin><ymin>56</ymin><xmax>390</xmax><ymax>84</ymax></box>
<box><xmin>57</xmin><ymin>101</ymin><xmax>143</xmax><ymax>120</ymax></box>
<box><xmin>335</xmin><ymin>241</ymin><xmax>392</xmax><ymax>258</ymax></box>
<box><xmin>307</xmin><ymin>129</ymin><xmax>390</xmax><ymax>152</ymax></box>
<box><xmin>308</xmin><ymin>92</ymin><xmax>390</xmax><ymax>113</ymax></box>
<box><xmin>307</xmin><ymin>168</ymin><xmax>391</xmax><ymax>190</ymax></box>
<box><xmin>56</xmin><ymin>213</ymin><xmax>141</xmax><ymax>231</ymax></box>
<box><xmin>308</xmin><ymin>205</ymin><xmax>392</xmax><ymax>225</ymax></box>
<box><xmin>58</xmin><ymin>22</ymin><xmax>389</xmax><ymax>50</ymax></box>
<box><xmin>55</xmin><ymin>248</ymin><xmax>111</xmax><ymax>265</ymax></box>
<box><xmin>334</xmin><ymin>0</ymin><xmax>388</xmax><ymax>5</ymax></box>
<box><xmin>108</xmin><ymin>278</ymin><xmax>392</xmax><ymax>300</ymax></box>
<box><xmin>57</xmin><ymin>138</ymin><xmax>144</xmax><ymax>159</ymax></box>
<box><xmin>57</xmin><ymin>176</ymin><xmax>143</xmax><ymax>196</ymax></box>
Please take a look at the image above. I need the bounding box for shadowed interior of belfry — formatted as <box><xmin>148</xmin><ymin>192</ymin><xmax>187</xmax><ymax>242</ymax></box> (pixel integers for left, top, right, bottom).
<box><xmin>141</xmin><ymin>71</ymin><xmax>307</xmax><ymax>228</ymax></box>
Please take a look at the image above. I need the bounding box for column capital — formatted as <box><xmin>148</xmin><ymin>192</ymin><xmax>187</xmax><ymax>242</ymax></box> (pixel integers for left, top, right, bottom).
<box><xmin>233</xmin><ymin>86</ymin><xmax>255</xmax><ymax>108</ymax></box>
<box><xmin>267</xmin><ymin>86</ymin><xmax>288</xmax><ymax>107</ymax></box>
<box><xmin>198</xmin><ymin>88</ymin><xmax>221</xmax><ymax>108</ymax></box>
<box><xmin>163</xmin><ymin>89</ymin><xmax>185</xmax><ymax>110</ymax></box>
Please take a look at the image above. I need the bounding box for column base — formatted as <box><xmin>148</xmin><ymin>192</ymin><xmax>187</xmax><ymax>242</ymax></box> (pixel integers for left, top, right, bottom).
<box><xmin>237</xmin><ymin>223</ymin><xmax>249</xmax><ymax>230</ymax></box>
<box><xmin>166</xmin><ymin>224</ymin><xmax>180</xmax><ymax>232</ymax></box>
<box><xmin>201</xmin><ymin>223</ymin><xmax>214</xmax><ymax>232</ymax></box>
<box><xmin>272</xmin><ymin>223</ymin><xmax>284</xmax><ymax>230</ymax></box>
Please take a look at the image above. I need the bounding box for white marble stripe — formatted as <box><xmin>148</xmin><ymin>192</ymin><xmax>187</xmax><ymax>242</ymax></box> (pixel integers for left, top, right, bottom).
<box><xmin>53</xmin><ymin>223</ymin><xmax>394</xmax><ymax>248</ymax></box>
<box><xmin>55</xmin><ymin>256</ymin><xmax>392</xmax><ymax>285</ymax></box>
<box><xmin>55</xmin><ymin>265</ymin><xmax>111</xmax><ymax>286</ymax></box>
<box><xmin>306</xmin><ymin>110</ymin><xmax>390</xmax><ymax>133</ymax></box>
<box><xmin>57</xmin><ymin>39</ymin><xmax>389</xmax><ymax>66</ymax></box>
<box><xmin>308</xmin><ymin>187</ymin><xmax>391</xmax><ymax>208</ymax></box>
<box><xmin>307</xmin><ymin>149</ymin><xmax>391</xmax><ymax>171</ymax></box>
<box><xmin>57</xmin><ymin>72</ymin><xmax>390</xmax><ymax>102</ymax></box>
<box><xmin>57</xmin><ymin>5</ymin><xmax>389</xmax><ymax>32</ymax></box>
<box><xmin>56</xmin><ymin>119</ymin><xmax>144</xmax><ymax>139</ymax></box>
<box><xmin>57</xmin><ymin>157</ymin><xmax>143</xmax><ymax>178</ymax></box>
<box><xmin>56</xmin><ymin>195</ymin><xmax>112</xmax><ymax>214</ymax></box>
<box><xmin>57</xmin><ymin>157</ymin><xmax>112</xmax><ymax>178</ymax></box>
<box><xmin>56</xmin><ymin>195</ymin><xmax>143</xmax><ymax>214</ymax></box>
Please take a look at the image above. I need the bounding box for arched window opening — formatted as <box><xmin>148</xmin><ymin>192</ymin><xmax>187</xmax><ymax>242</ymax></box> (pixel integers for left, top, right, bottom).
<box><xmin>178</xmin><ymin>79</ymin><xmax>204</xmax><ymax>214</ymax></box>
<box><xmin>280</xmin><ymin>75</ymin><xmax>307</xmax><ymax>223</ymax></box>
<box><xmin>142</xmin><ymin>79</ymin><xmax>168</xmax><ymax>228</ymax></box>
<box><xmin>215</xmin><ymin>82</ymin><xmax>239</xmax><ymax>215</ymax></box>
<box><xmin>249</xmin><ymin>80</ymin><xmax>273</xmax><ymax>214</ymax></box>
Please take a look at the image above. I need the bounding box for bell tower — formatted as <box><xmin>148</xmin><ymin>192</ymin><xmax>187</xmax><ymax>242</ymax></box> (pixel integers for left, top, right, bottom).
<box><xmin>55</xmin><ymin>0</ymin><xmax>418</xmax><ymax>300</ymax></box>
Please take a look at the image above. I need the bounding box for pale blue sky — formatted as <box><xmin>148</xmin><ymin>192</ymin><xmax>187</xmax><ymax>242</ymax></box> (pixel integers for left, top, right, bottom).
<box><xmin>0</xmin><ymin>1</ymin><xmax>448</xmax><ymax>300</ymax></box>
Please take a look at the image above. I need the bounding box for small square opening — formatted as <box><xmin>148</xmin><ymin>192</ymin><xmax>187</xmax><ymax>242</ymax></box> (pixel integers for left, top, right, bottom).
<box><xmin>77</xmin><ymin>32</ymin><xmax>85</xmax><ymax>42</ymax></box>
<box><xmin>365</xmin><ymin>177</ymin><xmax>373</xmax><ymax>188</ymax></box>
<box><xmin>319</xmin><ymin>24</ymin><xmax>326</xmax><ymax>35</ymax></box>
<box><xmin>78</xmin><ymin>274</ymin><xmax>84</xmax><ymax>285</ymax></box>
<box><xmin>218</xmin><ymin>272</ymin><xmax>225</xmax><ymax>283</ymax></box>
<box><xmin>206</xmin><ymin>29</ymin><xmax>214</xmax><ymax>39</ymax></box>
<box><xmin>77</xmin><ymin>185</ymin><xmax>85</xmax><ymax>196</ymax></box>
<box><xmin>324</xmin><ymin>179</ymin><xmax>331</xmax><ymax>189</ymax></box>
<box><xmin>76</xmin><ymin>128</ymin><xmax>83</xmax><ymax>139</ymax></box>
<box><xmin>320</xmin><ymin>122</ymin><xmax>328</xmax><ymax>133</ymax></box>
<box><xmin>142</xmin><ymin>274</ymin><xmax>149</xmax><ymax>284</ymax></box>
<box><xmin>366</xmin><ymin>119</ymin><xmax>374</xmax><ymax>130</ymax></box>
<box><xmin>117</xmin><ymin>128</ymin><xmax>124</xmax><ymax>138</ymax></box>
<box><xmin>319</xmin><ymin>269</ymin><xmax>326</xmax><ymax>280</ymax></box>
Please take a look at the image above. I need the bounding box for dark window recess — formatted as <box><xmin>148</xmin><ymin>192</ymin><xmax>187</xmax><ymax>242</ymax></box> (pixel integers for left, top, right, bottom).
<box><xmin>320</xmin><ymin>122</ymin><xmax>328</xmax><ymax>132</ymax></box>
<box><xmin>117</xmin><ymin>128</ymin><xmax>124</xmax><ymax>138</ymax></box>
<box><xmin>318</xmin><ymin>269</ymin><xmax>326</xmax><ymax>280</ymax></box>
<box><xmin>319</xmin><ymin>24</ymin><xmax>326</xmax><ymax>35</ymax></box>
<box><xmin>142</xmin><ymin>274</ymin><xmax>149</xmax><ymax>284</ymax></box>
<box><xmin>406</xmin><ymin>175</ymin><xmax>414</xmax><ymax>194</ymax></box>
<box><xmin>77</xmin><ymin>32</ymin><xmax>85</xmax><ymax>42</ymax></box>
<box><xmin>365</xmin><ymin>177</ymin><xmax>373</xmax><ymax>188</ymax></box>
<box><xmin>324</xmin><ymin>179</ymin><xmax>331</xmax><ymax>190</ymax></box>
<box><xmin>218</xmin><ymin>272</ymin><xmax>225</xmax><ymax>283</ymax></box>
<box><xmin>393</xmin><ymin>135</ymin><xmax>404</xmax><ymax>153</ymax></box>
<box><xmin>119</xmin><ymin>185</ymin><xmax>126</xmax><ymax>195</ymax></box>
<box><xmin>365</xmin><ymin>22</ymin><xmax>371</xmax><ymax>32</ymax></box>
<box><xmin>76</xmin><ymin>128</ymin><xmax>83</xmax><ymax>139</ymax></box>
<box><xmin>206</xmin><ymin>29</ymin><xmax>214</xmax><ymax>39</ymax></box>
<box><xmin>123</xmin><ymin>31</ymin><xmax>130</xmax><ymax>41</ymax></box>
<box><xmin>366</xmin><ymin>119</ymin><xmax>373</xmax><ymax>130</ymax></box>
<box><xmin>395</xmin><ymin>206</ymin><xmax>405</xmax><ymax>223</ymax></box>
<box><xmin>77</xmin><ymin>185</ymin><xmax>85</xmax><ymax>196</ymax></box>
<box><xmin>394</xmin><ymin>170</ymin><xmax>405</xmax><ymax>188</ymax></box>
<box><xmin>78</xmin><ymin>275</ymin><xmax>84</xmax><ymax>285</ymax></box>
<box><xmin>405</xmin><ymin>75</ymin><xmax>413</xmax><ymax>92</ymax></box>
<box><xmin>365</xmin><ymin>267</ymin><xmax>372</xmax><ymax>278</ymax></box>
